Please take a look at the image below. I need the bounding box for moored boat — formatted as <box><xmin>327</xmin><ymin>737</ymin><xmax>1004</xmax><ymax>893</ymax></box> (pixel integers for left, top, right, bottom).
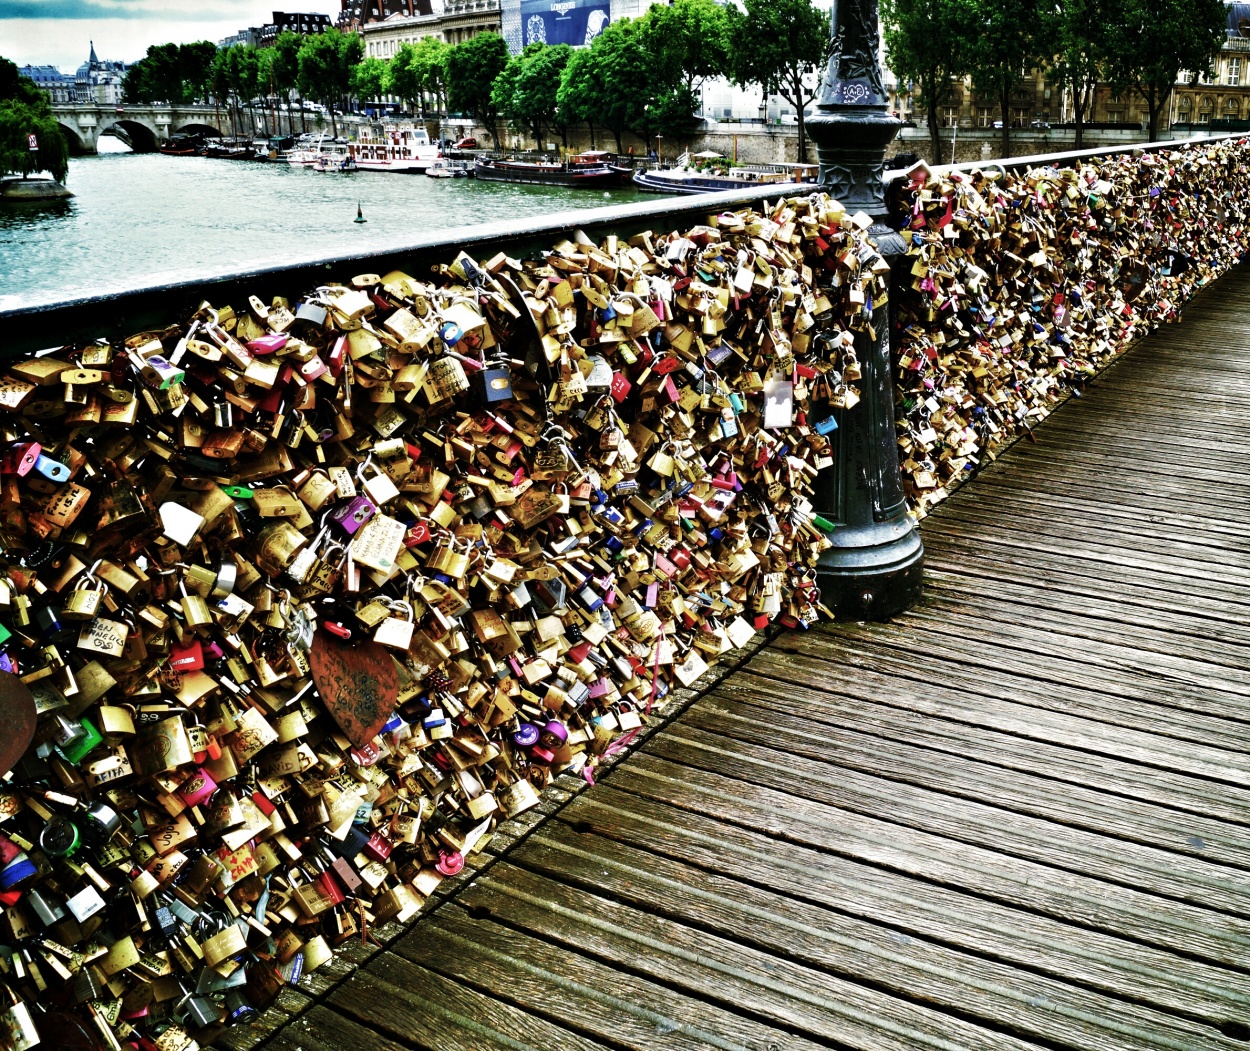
<box><xmin>568</xmin><ymin>149</ymin><xmax>634</xmax><ymax>185</ymax></box>
<box><xmin>426</xmin><ymin>159</ymin><xmax>473</xmax><ymax>178</ymax></box>
<box><xmin>349</xmin><ymin>125</ymin><xmax>441</xmax><ymax>174</ymax></box>
<box><xmin>474</xmin><ymin>157</ymin><xmax>621</xmax><ymax>188</ymax></box>
<box><xmin>631</xmin><ymin>152</ymin><xmax>810</xmax><ymax>195</ymax></box>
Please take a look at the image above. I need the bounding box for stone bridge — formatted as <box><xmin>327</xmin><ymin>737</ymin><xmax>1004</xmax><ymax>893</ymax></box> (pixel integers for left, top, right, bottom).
<box><xmin>51</xmin><ymin>103</ymin><xmax>227</xmax><ymax>154</ymax></box>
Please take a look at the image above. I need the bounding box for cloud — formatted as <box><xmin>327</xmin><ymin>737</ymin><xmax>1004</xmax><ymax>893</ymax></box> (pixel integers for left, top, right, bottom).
<box><xmin>0</xmin><ymin>0</ymin><xmax>302</xmax><ymax>18</ymax></box>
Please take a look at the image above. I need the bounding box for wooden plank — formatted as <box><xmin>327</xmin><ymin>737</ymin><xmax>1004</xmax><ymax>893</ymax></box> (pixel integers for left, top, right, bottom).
<box><xmin>791</xmin><ymin>620</ymin><xmax>1250</xmax><ymax>727</ymax></box>
<box><xmin>555</xmin><ymin>789</ymin><xmax>1250</xmax><ymax>1033</ymax></box>
<box><xmin>516</xmin><ymin>817</ymin><xmax>1250</xmax><ymax>1050</ymax></box>
<box><xmin>719</xmin><ymin>669</ymin><xmax>1250</xmax><ymax>827</ymax></box>
<box><xmin>607</xmin><ymin>754</ymin><xmax>1250</xmax><ymax>968</ymax></box>
<box><xmin>920</xmin><ymin>533</ymin><xmax>1250</xmax><ymax>630</ymax></box>
<box><xmin>644</xmin><ymin>727</ymin><xmax>1250</xmax><ymax>918</ymax></box>
<box><xmin>457</xmin><ymin>862</ymin><xmax>1044</xmax><ymax>1051</ymax></box>
<box><xmin>395</xmin><ymin>905</ymin><xmax>834</xmax><ymax>1051</ymax></box>
<box><xmin>264</xmin><ymin>1005</ymin><xmax>411</xmax><ymax>1051</ymax></box>
<box><xmin>686</xmin><ymin>693</ymin><xmax>1250</xmax><ymax>870</ymax></box>
<box><xmin>754</xmin><ymin>642</ymin><xmax>1250</xmax><ymax>768</ymax></box>
<box><xmin>898</xmin><ymin>596</ymin><xmax>1250</xmax><ymax>677</ymax></box>
<box><xmin>920</xmin><ymin>570</ymin><xmax>1250</xmax><ymax>651</ymax></box>
<box><xmin>327</xmin><ymin>951</ymin><xmax>609</xmax><ymax>1051</ymax></box>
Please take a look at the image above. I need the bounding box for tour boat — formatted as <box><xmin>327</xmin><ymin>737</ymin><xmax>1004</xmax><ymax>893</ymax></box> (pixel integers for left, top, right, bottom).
<box><xmin>348</xmin><ymin>125</ymin><xmax>442</xmax><ymax>174</ymax></box>
<box><xmin>631</xmin><ymin>152</ymin><xmax>814</xmax><ymax>195</ymax></box>
<box><xmin>474</xmin><ymin>156</ymin><xmax>621</xmax><ymax>188</ymax></box>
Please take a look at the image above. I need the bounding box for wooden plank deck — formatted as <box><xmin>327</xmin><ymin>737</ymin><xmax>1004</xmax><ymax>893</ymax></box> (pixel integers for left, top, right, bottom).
<box><xmin>240</xmin><ymin>267</ymin><xmax>1250</xmax><ymax>1051</ymax></box>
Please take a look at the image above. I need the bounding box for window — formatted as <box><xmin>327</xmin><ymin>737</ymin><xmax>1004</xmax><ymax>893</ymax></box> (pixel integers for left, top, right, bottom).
<box><xmin>1178</xmin><ymin>94</ymin><xmax>1192</xmax><ymax>111</ymax></box>
<box><xmin>942</xmin><ymin>106</ymin><xmax>958</xmax><ymax>127</ymax></box>
<box><xmin>1011</xmin><ymin>107</ymin><xmax>1029</xmax><ymax>127</ymax></box>
<box><xmin>1228</xmin><ymin>58</ymin><xmax>1242</xmax><ymax>85</ymax></box>
<box><xmin>976</xmin><ymin>106</ymin><xmax>993</xmax><ymax>128</ymax></box>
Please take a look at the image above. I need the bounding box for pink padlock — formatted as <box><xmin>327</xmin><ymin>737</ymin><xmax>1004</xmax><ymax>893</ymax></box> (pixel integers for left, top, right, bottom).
<box><xmin>247</xmin><ymin>334</ymin><xmax>289</xmax><ymax>355</ymax></box>
<box><xmin>176</xmin><ymin>767</ymin><xmax>217</xmax><ymax>807</ymax></box>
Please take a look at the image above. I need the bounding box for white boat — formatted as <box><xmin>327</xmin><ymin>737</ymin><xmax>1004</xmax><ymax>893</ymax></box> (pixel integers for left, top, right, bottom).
<box><xmin>312</xmin><ymin>144</ymin><xmax>356</xmax><ymax>173</ymax></box>
<box><xmin>348</xmin><ymin>125</ymin><xmax>442</xmax><ymax>174</ymax></box>
<box><xmin>285</xmin><ymin>135</ymin><xmax>326</xmax><ymax>167</ymax></box>
<box><xmin>426</xmin><ymin>158</ymin><xmax>472</xmax><ymax>179</ymax></box>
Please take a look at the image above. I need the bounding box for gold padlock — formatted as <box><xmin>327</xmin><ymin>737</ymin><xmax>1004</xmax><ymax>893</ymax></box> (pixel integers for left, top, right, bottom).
<box><xmin>179</xmin><ymin>579</ymin><xmax>213</xmax><ymax>633</ymax></box>
<box><xmin>62</xmin><ymin>568</ymin><xmax>106</xmax><ymax>622</ymax></box>
<box><xmin>372</xmin><ymin>600</ymin><xmax>415</xmax><ymax>650</ymax></box>
<box><xmin>358</xmin><ymin>456</ymin><xmax>400</xmax><ymax>506</ymax></box>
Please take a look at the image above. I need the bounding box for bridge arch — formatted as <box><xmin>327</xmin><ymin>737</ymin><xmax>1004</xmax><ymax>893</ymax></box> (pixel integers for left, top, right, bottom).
<box><xmin>173</xmin><ymin>121</ymin><xmax>223</xmax><ymax>138</ymax></box>
<box><xmin>56</xmin><ymin>122</ymin><xmax>90</xmax><ymax>156</ymax></box>
<box><xmin>100</xmin><ymin>119</ymin><xmax>159</xmax><ymax>153</ymax></box>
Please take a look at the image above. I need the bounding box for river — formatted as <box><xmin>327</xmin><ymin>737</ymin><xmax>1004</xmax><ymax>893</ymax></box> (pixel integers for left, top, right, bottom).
<box><xmin>0</xmin><ymin>143</ymin><xmax>650</xmax><ymax>309</ymax></box>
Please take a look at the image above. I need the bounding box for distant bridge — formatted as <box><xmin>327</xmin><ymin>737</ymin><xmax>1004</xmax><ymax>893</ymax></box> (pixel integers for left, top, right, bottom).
<box><xmin>52</xmin><ymin>104</ymin><xmax>226</xmax><ymax>154</ymax></box>
<box><xmin>52</xmin><ymin>103</ymin><xmax>367</xmax><ymax>154</ymax></box>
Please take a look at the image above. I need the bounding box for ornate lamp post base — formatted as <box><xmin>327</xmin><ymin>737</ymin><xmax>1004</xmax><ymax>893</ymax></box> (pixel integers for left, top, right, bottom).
<box><xmin>805</xmin><ymin>0</ymin><xmax>924</xmax><ymax>620</ymax></box>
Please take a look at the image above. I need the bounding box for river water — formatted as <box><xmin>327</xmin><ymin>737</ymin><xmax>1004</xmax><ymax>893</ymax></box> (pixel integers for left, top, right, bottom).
<box><xmin>0</xmin><ymin>144</ymin><xmax>649</xmax><ymax>309</ymax></box>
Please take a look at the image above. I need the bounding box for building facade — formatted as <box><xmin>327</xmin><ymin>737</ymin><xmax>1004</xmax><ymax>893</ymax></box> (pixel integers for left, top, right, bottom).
<box><xmin>74</xmin><ymin>43</ymin><xmax>126</xmax><ymax>105</ymax></box>
<box><xmin>258</xmin><ymin>12</ymin><xmax>333</xmax><ymax>46</ymax></box>
<box><xmin>358</xmin><ymin>0</ymin><xmax>501</xmax><ymax>56</ymax></box>
<box><xmin>1172</xmin><ymin>4</ymin><xmax>1250</xmax><ymax>127</ymax></box>
<box><xmin>18</xmin><ymin>64</ymin><xmax>76</xmax><ymax>104</ymax></box>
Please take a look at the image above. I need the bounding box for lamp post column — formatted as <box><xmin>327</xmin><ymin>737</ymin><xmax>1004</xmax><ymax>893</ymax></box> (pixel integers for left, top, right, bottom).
<box><xmin>804</xmin><ymin>0</ymin><xmax>924</xmax><ymax>620</ymax></box>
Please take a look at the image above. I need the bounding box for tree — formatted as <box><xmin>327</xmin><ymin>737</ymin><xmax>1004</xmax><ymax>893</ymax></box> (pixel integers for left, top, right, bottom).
<box><xmin>445</xmin><ymin>33</ymin><xmax>508</xmax><ymax>145</ymax></box>
<box><xmin>638</xmin><ymin>0</ymin><xmax>729</xmax><ymax>96</ymax></box>
<box><xmin>387</xmin><ymin>41</ymin><xmax>424</xmax><ymax>113</ymax></box>
<box><xmin>180</xmin><ymin>41</ymin><xmax>218</xmax><ymax>104</ymax></box>
<box><xmin>298</xmin><ymin>29</ymin><xmax>362</xmax><ymax>136</ymax></box>
<box><xmin>410</xmin><ymin>36</ymin><xmax>450</xmax><ymax>118</ymax></box>
<box><xmin>271</xmin><ymin>31</ymin><xmax>303</xmax><ymax>134</ymax></box>
<box><xmin>491</xmin><ymin>43</ymin><xmax>573</xmax><ymax>148</ymax></box>
<box><xmin>1042</xmin><ymin>0</ymin><xmax>1105</xmax><ymax>149</ymax></box>
<box><xmin>351</xmin><ymin>56</ymin><xmax>389</xmax><ymax>111</ymax></box>
<box><xmin>0</xmin><ymin>58</ymin><xmax>68</xmax><ymax>182</ymax></box>
<box><xmin>727</xmin><ymin>0</ymin><xmax>830</xmax><ymax>163</ymax></box>
<box><xmin>557</xmin><ymin>47</ymin><xmax>603</xmax><ymax>148</ymax></box>
<box><xmin>1101</xmin><ymin>0</ymin><xmax>1225</xmax><ymax>141</ymax></box>
<box><xmin>966</xmin><ymin>0</ymin><xmax>1043</xmax><ymax>156</ymax></box>
<box><xmin>583</xmin><ymin>20</ymin><xmax>652</xmax><ymax>152</ymax></box>
<box><xmin>882</xmin><ymin>0</ymin><xmax>975</xmax><ymax>164</ymax></box>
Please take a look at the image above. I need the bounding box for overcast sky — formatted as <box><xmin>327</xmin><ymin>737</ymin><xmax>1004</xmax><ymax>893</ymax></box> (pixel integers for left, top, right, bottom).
<box><xmin>0</xmin><ymin>0</ymin><xmax>341</xmax><ymax>70</ymax></box>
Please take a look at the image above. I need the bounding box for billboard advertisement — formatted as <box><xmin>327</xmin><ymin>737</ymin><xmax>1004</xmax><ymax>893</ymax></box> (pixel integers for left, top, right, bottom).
<box><xmin>519</xmin><ymin>0</ymin><xmax>611</xmax><ymax>48</ymax></box>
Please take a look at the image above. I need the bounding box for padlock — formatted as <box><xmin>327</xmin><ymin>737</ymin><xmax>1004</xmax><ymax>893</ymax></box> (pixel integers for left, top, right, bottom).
<box><xmin>0</xmin><ymin>986</ymin><xmax>40</xmax><ymax>1051</ymax></box>
<box><xmin>427</xmin><ymin>356</ymin><xmax>469</xmax><ymax>401</ymax></box>
<box><xmin>373</xmin><ymin>600</ymin><xmax>415</xmax><ymax>650</ymax></box>
<box><xmin>471</xmin><ymin>364</ymin><xmax>513</xmax><ymax>405</ymax></box>
<box><xmin>179</xmin><ymin>578</ymin><xmax>214</xmax><ymax>634</ymax></box>
<box><xmin>329</xmin><ymin>495</ymin><xmax>377</xmax><ymax>537</ymax></box>
<box><xmin>358</xmin><ymin>457</ymin><xmax>400</xmax><ymax>506</ymax></box>
<box><xmin>425</xmin><ymin>536</ymin><xmax>470</xmax><ymax>578</ymax></box>
<box><xmin>62</xmin><ymin>568</ymin><xmax>106</xmax><ymax>621</ymax></box>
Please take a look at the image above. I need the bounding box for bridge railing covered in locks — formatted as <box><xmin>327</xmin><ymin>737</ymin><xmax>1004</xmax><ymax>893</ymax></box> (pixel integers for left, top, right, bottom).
<box><xmin>0</xmin><ymin>134</ymin><xmax>1244</xmax><ymax>1050</ymax></box>
<box><xmin>888</xmin><ymin>132</ymin><xmax>1250</xmax><ymax>516</ymax></box>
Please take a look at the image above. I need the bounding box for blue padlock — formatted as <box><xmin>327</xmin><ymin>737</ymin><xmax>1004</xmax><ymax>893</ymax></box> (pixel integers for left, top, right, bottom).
<box><xmin>33</xmin><ymin>454</ymin><xmax>70</xmax><ymax>483</ymax></box>
<box><xmin>814</xmin><ymin>415</ymin><xmax>839</xmax><ymax>435</ymax></box>
<box><xmin>439</xmin><ymin>320</ymin><xmax>462</xmax><ymax>346</ymax></box>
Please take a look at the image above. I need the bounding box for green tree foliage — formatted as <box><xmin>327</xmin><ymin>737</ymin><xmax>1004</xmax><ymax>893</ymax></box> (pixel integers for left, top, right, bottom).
<box><xmin>639</xmin><ymin>0</ymin><xmax>728</xmax><ymax>95</ymax></box>
<box><xmin>492</xmin><ymin>43</ymin><xmax>573</xmax><ymax>147</ymax></box>
<box><xmin>411</xmin><ymin>36</ymin><xmax>450</xmax><ymax>116</ymax></box>
<box><xmin>123</xmin><ymin>41</ymin><xmax>219</xmax><ymax>104</ymax></box>
<box><xmin>555</xmin><ymin>47</ymin><xmax>603</xmax><ymax>147</ymax></box>
<box><xmin>298</xmin><ymin>28</ymin><xmax>364</xmax><ymax>136</ymax></box>
<box><xmin>351</xmin><ymin>55</ymin><xmax>388</xmax><ymax>106</ymax></box>
<box><xmin>0</xmin><ymin>57</ymin><xmax>68</xmax><ymax>182</ymax></box>
<box><xmin>882</xmin><ymin>0</ymin><xmax>975</xmax><ymax>164</ymax></box>
<box><xmin>967</xmin><ymin>0</ymin><xmax>1043</xmax><ymax>156</ymax></box>
<box><xmin>387</xmin><ymin>41</ymin><xmax>424</xmax><ymax>112</ymax></box>
<box><xmin>1044</xmin><ymin>0</ymin><xmax>1105</xmax><ymax>149</ymax></box>
<box><xmin>581</xmin><ymin>20</ymin><xmax>651</xmax><ymax>152</ymax></box>
<box><xmin>446</xmin><ymin>32</ymin><xmax>508</xmax><ymax>145</ymax></box>
<box><xmin>726</xmin><ymin>0</ymin><xmax>830</xmax><ymax>163</ymax></box>
<box><xmin>1101</xmin><ymin>0</ymin><xmax>1226</xmax><ymax>141</ymax></box>
<box><xmin>271</xmin><ymin>31</ymin><xmax>303</xmax><ymax>133</ymax></box>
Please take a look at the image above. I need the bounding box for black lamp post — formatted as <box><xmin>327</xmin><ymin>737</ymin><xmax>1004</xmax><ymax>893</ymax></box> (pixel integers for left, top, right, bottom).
<box><xmin>805</xmin><ymin>0</ymin><xmax>924</xmax><ymax>620</ymax></box>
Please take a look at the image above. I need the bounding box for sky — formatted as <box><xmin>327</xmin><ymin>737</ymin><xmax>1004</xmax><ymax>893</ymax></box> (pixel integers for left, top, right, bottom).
<box><xmin>0</xmin><ymin>0</ymin><xmax>340</xmax><ymax>70</ymax></box>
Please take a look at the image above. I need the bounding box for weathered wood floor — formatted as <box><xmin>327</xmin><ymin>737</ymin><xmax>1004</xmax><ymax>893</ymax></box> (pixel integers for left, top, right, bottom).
<box><xmin>242</xmin><ymin>267</ymin><xmax>1250</xmax><ymax>1051</ymax></box>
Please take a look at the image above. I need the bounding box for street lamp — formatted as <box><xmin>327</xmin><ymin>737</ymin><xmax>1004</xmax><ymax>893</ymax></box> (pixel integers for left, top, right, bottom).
<box><xmin>803</xmin><ymin>0</ymin><xmax>924</xmax><ymax>619</ymax></box>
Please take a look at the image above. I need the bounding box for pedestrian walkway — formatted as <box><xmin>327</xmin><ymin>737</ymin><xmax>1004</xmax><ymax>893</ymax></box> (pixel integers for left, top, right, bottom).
<box><xmin>234</xmin><ymin>264</ymin><xmax>1250</xmax><ymax>1051</ymax></box>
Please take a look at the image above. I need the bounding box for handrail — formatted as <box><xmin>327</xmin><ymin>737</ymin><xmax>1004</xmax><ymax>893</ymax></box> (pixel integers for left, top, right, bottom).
<box><xmin>2</xmin><ymin>131</ymin><xmax>1240</xmax><ymax>357</ymax></box>
<box><xmin>0</xmin><ymin>183</ymin><xmax>804</xmax><ymax>356</ymax></box>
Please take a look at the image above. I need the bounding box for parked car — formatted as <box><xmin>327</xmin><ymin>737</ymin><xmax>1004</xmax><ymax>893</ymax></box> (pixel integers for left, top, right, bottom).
<box><xmin>1030</xmin><ymin>120</ymin><xmax>1051</xmax><ymax>129</ymax></box>
<box><xmin>453</xmin><ymin>136</ymin><xmax>478</xmax><ymax>149</ymax></box>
